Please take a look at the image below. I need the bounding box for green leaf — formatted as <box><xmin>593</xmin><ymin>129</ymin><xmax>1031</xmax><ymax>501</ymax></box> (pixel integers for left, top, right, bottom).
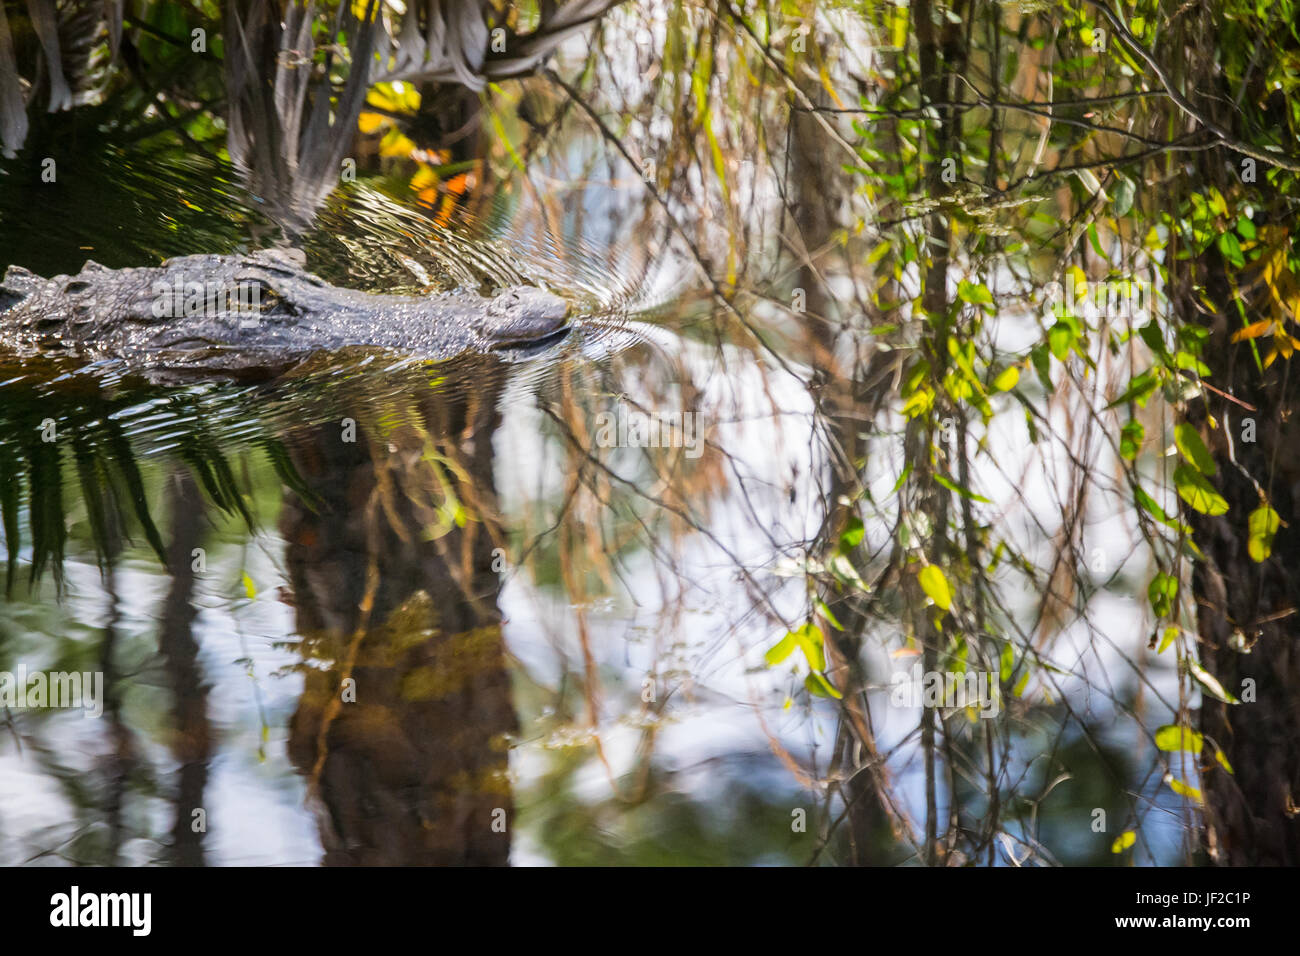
<box><xmin>1087</xmin><ymin>222</ymin><xmax>1107</xmax><ymax>259</ymax></box>
<box><xmin>1133</xmin><ymin>484</ymin><xmax>1188</xmax><ymax>532</ymax></box>
<box><xmin>992</xmin><ymin>365</ymin><xmax>1020</xmax><ymax>391</ymax></box>
<box><xmin>1217</xmin><ymin>231</ymin><xmax>1245</xmax><ymax>269</ymax></box>
<box><xmin>1174</xmin><ymin>423</ymin><xmax>1216</xmax><ymax>475</ymax></box>
<box><xmin>1031</xmin><ymin>345</ymin><xmax>1053</xmax><ymax>390</ymax></box>
<box><xmin>794</xmin><ymin>622</ymin><xmax>827</xmax><ymax>672</ymax></box>
<box><xmin>1139</xmin><ymin>322</ymin><xmax>1168</xmax><ymax>359</ymax></box>
<box><xmin>999</xmin><ymin>642</ymin><xmax>1015</xmax><ymax>683</ymax></box>
<box><xmin>1120</xmin><ymin>420</ymin><xmax>1144</xmax><ymax>460</ymax></box>
<box><xmin>840</xmin><ymin>516</ymin><xmax>865</xmax><ymax>549</ymax></box>
<box><xmin>1111</xmin><ymin>176</ymin><xmax>1135</xmax><ymax>217</ymax></box>
<box><xmin>934</xmin><ymin>472</ymin><xmax>992</xmax><ymax>503</ymax></box>
<box><xmin>804</xmin><ymin>671</ymin><xmax>843</xmax><ymax>699</ymax></box>
<box><xmin>765</xmin><ymin>632</ymin><xmax>799</xmax><ymax>666</ymax></box>
<box><xmin>1154</xmin><ymin>724</ymin><xmax>1203</xmax><ymax>755</ymax></box>
<box><xmin>1049</xmin><ymin>321</ymin><xmax>1074</xmax><ymax>361</ymax></box>
<box><xmin>1148</xmin><ymin>572</ymin><xmax>1178</xmax><ymax>618</ymax></box>
<box><xmin>890</xmin><ymin>463</ymin><xmax>913</xmax><ymax>496</ymax></box>
<box><xmin>958</xmin><ymin>280</ymin><xmax>994</xmax><ymax>305</ymax></box>
<box><xmin>902</xmin><ymin>386</ymin><xmax>934</xmax><ymax>419</ymax></box>
<box><xmin>1247</xmin><ymin>504</ymin><xmax>1280</xmax><ymax>562</ymax></box>
<box><xmin>1173</xmin><ymin>464</ymin><xmax>1229</xmax><ymax>516</ymax></box>
<box><xmin>1206</xmin><ymin>188</ymin><xmax>1229</xmax><ymax>218</ymax></box>
<box><xmin>902</xmin><ymin>357</ymin><xmax>930</xmax><ymax>397</ymax></box>
<box><xmin>1106</xmin><ymin>369</ymin><xmax>1159</xmax><ymax>408</ymax></box>
<box><xmin>919</xmin><ymin>565</ymin><xmax>952</xmax><ymax>611</ymax></box>
<box><xmin>817</xmin><ymin>600</ymin><xmax>844</xmax><ymax>631</ymax></box>
<box><xmin>1172</xmin><ymin>350</ymin><xmax>1211</xmax><ymax>377</ymax></box>
<box><xmin>1157</xmin><ymin>626</ymin><xmax>1179</xmax><ymax>654</ymax></box>
<box><xmin>1111</xmin><ymin>831</ymin><xmax>1137</xmax><ymax>853</ymax></box>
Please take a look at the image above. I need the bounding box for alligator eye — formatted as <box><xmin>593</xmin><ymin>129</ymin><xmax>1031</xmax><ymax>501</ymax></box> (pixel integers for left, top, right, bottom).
<box><xmin>237</xmin><ymin>280</ymin><xmax>295</xmax><ymax>317</ymax></box>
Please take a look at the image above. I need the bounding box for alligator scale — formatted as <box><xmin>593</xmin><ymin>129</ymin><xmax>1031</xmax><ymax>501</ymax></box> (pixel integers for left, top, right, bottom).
<box><xmin>0</xmin><ymin>249</ymin><xmax>572</xmax><ymax>373</ymax></box>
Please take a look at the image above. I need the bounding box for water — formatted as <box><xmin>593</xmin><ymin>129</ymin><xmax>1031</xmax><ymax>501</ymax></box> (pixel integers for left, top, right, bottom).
<box><xmin>0</xmin><ymin>80</ymin><xmax>1185</xmax><ymax>867</ymax></box>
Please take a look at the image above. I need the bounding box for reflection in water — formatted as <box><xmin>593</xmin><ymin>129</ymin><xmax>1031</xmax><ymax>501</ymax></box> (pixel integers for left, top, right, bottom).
<box><xmin>158</xmin><ymin>471</ymin><xmax>210</xmax><ymax>866</ymax></box>
<box><xmin>0</xmin><ymin>277</ymin><xmax>1160</xmax><ymax>866</ymax></box>
<box><xmin>0</xmin><ymin>352</ymin><xmax>525</xmax><ymax>864</ymax></box>
<box><xmin>281</xmin><ymin>360</ymin><xmax>516</xmax><ymax>865</ymax></box>
<box><xmin>0</xmin><ymin>283</ymin><xmax>809</xmax><ymax>865</ymax></box>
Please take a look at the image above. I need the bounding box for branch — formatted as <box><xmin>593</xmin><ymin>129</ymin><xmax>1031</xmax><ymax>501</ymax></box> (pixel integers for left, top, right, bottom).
<box><xmin>1081</xmin><ymin>0</ymin><xmax>1300</xmax><ymax>172</ymax></box>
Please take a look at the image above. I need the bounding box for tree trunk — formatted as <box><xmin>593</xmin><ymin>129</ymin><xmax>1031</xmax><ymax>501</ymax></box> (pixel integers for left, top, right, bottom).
<box><xmin>1186</xmin><ymin>267</ymin><xmax>1300</xmax><ymax>864</ymax></box>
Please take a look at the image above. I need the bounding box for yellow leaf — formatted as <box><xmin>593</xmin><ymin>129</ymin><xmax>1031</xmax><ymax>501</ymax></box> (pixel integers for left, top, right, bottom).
<box><xmin>379</xmin><ymin>128</ymin><xmax>416</xmax><ymax>158</ymax></box>
<box><xmin>1165</xmin><ymin>775</ymin><xmax>1203</xmax><ymax>805</ymax></box>
<box><xmin>1230</xmin><ymin>320</ymin><xmax>1273</xmax><ymax>342</ymax></box>
<box><xmin>1068</xmin><ymin>266</ymin><xmax>1088</xmax><ymax>301</ymax></box>
<box><xmin>890</xmin><ymin>7</ymin><xmax>907</xmax><ymax>48</ymax></box>
<box><xmin>901</xmin><ymin>388</ymin><xmax>934</xmax><ymax>418</ymax></box>
<box><xmin>357</xmin><ymin>111</ymin><xmax>388</xmax><ymax>134</ymax></box>
<box><xmin>919</xmin><ymin>565</ymin><xmax>952</xmax><ymax>611</ymax></box>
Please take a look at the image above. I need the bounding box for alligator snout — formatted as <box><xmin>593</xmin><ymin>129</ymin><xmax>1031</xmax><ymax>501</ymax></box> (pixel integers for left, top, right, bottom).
<box><xmin>483</xmin><ymin>286</ymin><xmax>571</xmax><ymax>348</ymax></box>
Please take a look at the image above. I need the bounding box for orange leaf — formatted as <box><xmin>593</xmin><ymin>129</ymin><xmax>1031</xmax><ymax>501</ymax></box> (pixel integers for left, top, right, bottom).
<box><xmin>1231</xmin><ymin>320</ymin><xmax>1274</xmax><ymax>342</ymax></box>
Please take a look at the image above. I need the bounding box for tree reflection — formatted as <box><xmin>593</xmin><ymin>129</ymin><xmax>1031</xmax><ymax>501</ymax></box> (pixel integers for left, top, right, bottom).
<box><xmin>282</xmin><ymin>361</ymin><xmax>517</xmax><ymax>864</ymax></box>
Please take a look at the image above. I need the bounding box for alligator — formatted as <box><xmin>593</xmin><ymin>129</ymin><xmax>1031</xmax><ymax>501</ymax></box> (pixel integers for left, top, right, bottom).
<box><xmin>0</xmin><ymin>248</ymin><xmax>572</xmax><ymax>374</ymax></box>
